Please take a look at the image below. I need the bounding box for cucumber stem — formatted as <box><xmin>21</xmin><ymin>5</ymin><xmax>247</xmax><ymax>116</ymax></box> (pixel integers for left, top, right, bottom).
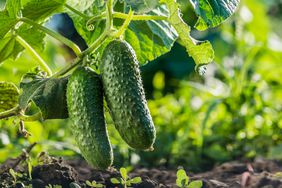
<box><xmin>20</xmin><ymin>112</ymin><xmax>42</xmax><ymax>122</ymax></box>
<box><xmin>112</xmin><ymin>9</ymin><xmax>134</xmax><ymax>38</ymax></box>
<box><xmin>0</xmin><ymin>106</ymin><xmax>20</xmax><ymax>120</ymax></box>
<box><xmin>87</xmin><ymin>11</ymin><xmax>168</xmax><ymax>26</ymax></box>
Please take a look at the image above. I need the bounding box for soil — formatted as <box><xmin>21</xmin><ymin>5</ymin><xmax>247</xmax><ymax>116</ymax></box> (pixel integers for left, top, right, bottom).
<box><xmin>0</xmin><ymin>150</ymin><xmax>282</xmax><ymax>188</ymax></box>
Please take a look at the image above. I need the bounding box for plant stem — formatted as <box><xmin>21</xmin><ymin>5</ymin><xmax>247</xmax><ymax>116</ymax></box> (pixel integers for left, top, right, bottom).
<box><xmin>81</xmin><ymin>0</ymin><xmax>114</xmax><ymax>56</ymax></box>
<box><xmin>112</xmin><ymin>9</ymin><xmax>134</xmax><ymax>38</ymax></box>
<box><xmin>19</xmin><ymin>17</ymin><xmax>81</xmax><ymax>56</ymax></box>
<box><xmin>87</xmin><ymin>12</ymin><xmax>168</xmax><ymax>26</ymax></box>
<box><xmin>49</xmin><ymin>0</ymin><xmax>115</xmax><ymax>78</ymax></box>
<box><xmin>114</xmin><ymin>12</ymin><xmax>167</xmax><ymax>21</ymax></box>
<box><xmin>0</xmin><ymin>106</ymin><xmax>21</xmax><ymax>120</ymax></box>
<box><xmin>20</xmin><ymin>112</ymin><xmax>42</xmax><ymax>122</ymax></box>
<box><xmin>16</xmin><ymin>35</ymin><xmax>53</xmax><ymax>76</ymax></box>
<box><xmin>51</xmin><ymin>58</ymin><xmax>82</xmax><ymax>78</ymax></box>
<box><xmin>64</xmin><ymin>4</ymin><xmax>90</xmax><ymax>19</ymax></box>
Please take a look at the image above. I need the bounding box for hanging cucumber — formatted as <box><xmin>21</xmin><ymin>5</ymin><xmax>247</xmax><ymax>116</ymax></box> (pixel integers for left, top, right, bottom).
<box><xmin>101</xmin><ymin>40</ymin><xmax>156</xmax><ymax>150</ymax></box>
<box><xmin>67</xmin><ymin>66</ymin><xmax>113</xmax><ymax>169</ymax></box>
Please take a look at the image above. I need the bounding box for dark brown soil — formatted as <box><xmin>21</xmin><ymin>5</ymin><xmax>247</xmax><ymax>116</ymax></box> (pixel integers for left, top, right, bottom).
<box><xmin>0</xmin><ymin>152</ymin><xmax>282</xmax><ymax>188</ymax></box>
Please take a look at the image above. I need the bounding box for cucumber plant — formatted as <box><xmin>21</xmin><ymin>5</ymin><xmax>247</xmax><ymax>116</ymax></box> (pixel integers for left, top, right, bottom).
<box><xmin>0</xmin><ymin>0</ymin><xmax>240</xmax><ymax>168</ymax></box>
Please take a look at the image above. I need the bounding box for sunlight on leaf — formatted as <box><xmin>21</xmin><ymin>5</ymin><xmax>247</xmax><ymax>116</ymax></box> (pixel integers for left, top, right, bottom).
<box><xmin>160</xmin><ymin>0</ymin><xmax>214</xmax><ymax>67</ymax></box>
<box><xmin>190</xmin><ymin>0</ymin><xmax>240</xmax><ymax>30</ymax></box>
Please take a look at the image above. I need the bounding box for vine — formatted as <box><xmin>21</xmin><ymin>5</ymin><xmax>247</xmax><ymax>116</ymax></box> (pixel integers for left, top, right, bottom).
<box><xmin>0</xmin><ymin>0</ymin><xmax>240</xmax><ymax>122</ymax></box>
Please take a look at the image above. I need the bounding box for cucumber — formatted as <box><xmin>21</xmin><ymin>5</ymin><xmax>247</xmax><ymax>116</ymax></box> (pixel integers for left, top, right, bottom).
<box><xmin>101</xmin><ymin>40</ymin><xmax>156</xmax><ymax>150</ymax></box>
<box><xmin>67</xmin><ymin>66</ymin><xmax>113</xmax><ymax>169</ymax></box>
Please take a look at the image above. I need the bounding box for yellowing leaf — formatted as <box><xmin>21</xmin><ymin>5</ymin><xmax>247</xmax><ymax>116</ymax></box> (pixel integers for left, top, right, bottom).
<box><xmin>161</xmin><ymin>0</ymin><xmax>214</xmax><ymax>67</ymax></box>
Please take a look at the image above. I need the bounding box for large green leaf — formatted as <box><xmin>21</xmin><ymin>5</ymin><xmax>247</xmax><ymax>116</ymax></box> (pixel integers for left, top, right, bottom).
<box><xmin>0</xmin><ymin>36</ymin><xmax>16</xmax><ymax>63</ymax></box>
<box><xmin>19</xmin><ymin>77</ymin><xmax>48</xmax><ymax>110</ymax></box>
<box><xmin>161</xmin><ymin>0</ymin><xmax>214</xmax><ymax>67</ymax></box>
<box><xmin>0</xmin><ymin>11</ymin><xmax>17</xmax><ymax>39</ymax></box>
<box><xmin>0</xmin><ymin>82</ymin><xmax>19</xmax><ymax>112</ymax></box>
<box><xmin>66</xmin><ymin>0</ymin><xmax>104</xmax><ymax>11</ymax></box>
<box><xmin>6</xmin><ymin>0</ymin><xmax>21</xmax><ymax>18</ymax></box>
<box><xmin>0</xmin><ymin>26</ymin><xmax>45</xmax><ymax>63</ymax></box>
<box><xmin>189</xmin><ymin>0</ymin><xmax>240</xmax><ymax>30</ymax></box>
<box><xmin>19</xmin><ymin>76</ymin><xmax>69</xmax><ymax>119</ymax></box>
<box><xmin>125</xmin><ymin>0</ymin><xmax>159</xmax><ymax>13</ymax></box>
<box><xmin>13</xmin><ymin>25</ymin><xmax>46</xmax><ymax>58</ymax></box>
<box><xmin>22</xmin><ymin>0</ymin><xmax>66</xmax><ymax>22</ymax></box>
<box><xmin>124</xmin><ymin>5</ymin><xmax>178</xmax><ymax>65</ymax></box>
<box><xmin>31</xmin><ymin>77</ymin><xmax>69</xmax><ymax>119</ymax></box>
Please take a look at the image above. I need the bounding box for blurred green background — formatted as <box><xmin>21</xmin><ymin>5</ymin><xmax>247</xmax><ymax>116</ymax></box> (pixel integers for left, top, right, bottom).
<box><xmin>0</xmin><ymin>0</ymin><xmax>282</xmax><ymax>171</ymax></box>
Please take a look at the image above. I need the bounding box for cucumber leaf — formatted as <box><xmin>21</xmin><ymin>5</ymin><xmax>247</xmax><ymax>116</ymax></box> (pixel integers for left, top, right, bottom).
<box><xmin>22</xmin><ymin>0</ymin><xmax>66</xmax><ymax>22</ymax></box>
<box><xmin>0</xmin><ymin>26</ymin><xmax>46</xmax><ymax>63</ymax></box>
<box><xmin>66</xmin><ymin>0</ymin><xmax>104</xmax><ymax>11</ymax></box>
<box><xmin>0</xmin><ymin>36</ymin><xmax>16</xmax><ymax>63</ymax></box>
<box><xmin>124</xmin><ymin>5</ymin><xmax>178</xmax><ymax>65</ymax></box>
<box><xmin>0</xmin><ymin>11</ymin><xmax>17</xmax><ymax>39</ymax></box>
<box><xmin>6</xmin><ymin>0</ymin><xmax>22</xmax><ymax>18</ymax></box>
<box><xmin>190</xmin><ymin>0</ymin><xmax>240</xmax><ymax>30</ymax></box>
<box><xmin>19</xmin><ymin>76</ymin><xmax>69</xmax><ymax>119</ymax></box>
<box><xmin>125</xmin><ymin>0</ymin><xmax>159</xmax><ymax>13</ymax></box>
<box><xmin>0</xmin><ymin>82</ymin><xmax>19</xmax><ymax>112</ymax></box>
<box><xmin>161</xmin><ymin>0</ymin><xmax>214</xmax><ymax>67</ymax></box>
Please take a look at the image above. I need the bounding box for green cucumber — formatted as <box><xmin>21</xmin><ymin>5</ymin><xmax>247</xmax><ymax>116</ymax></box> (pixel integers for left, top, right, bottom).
<box><xmin>101</xmin><ymin>40</ymin><xmax>156</xmax><ymax>150</ymax></box>
<box><xmin>67</xmin><ymin>66</ymin><xmax>113</xmax><ymax>169</ymax></box>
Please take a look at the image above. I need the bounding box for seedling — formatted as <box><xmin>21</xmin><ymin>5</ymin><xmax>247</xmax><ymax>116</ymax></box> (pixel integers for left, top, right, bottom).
<box><xmin>45</xmin><ymin>184</ymin><xmax>62</xmax><ymax>188</ymax></box>
<box><xmin>69</xmin><ymin>182</ymin><xmax>81</xmax><ymax>188</ymax></box>
<box><xmin>111</xmin><ymin>167</ymin><xmax>142</xmax><ymax>188</ymax></box>
<box><xmin>86</xmin><ymin>180</ymin><xmax>104</xmax><ymax>188</ymax></box>
<box><xmin>9</xmin><ymin>169</ymin><xmax>23</xmax><ymax>185</ymax></box>
<box><xmin>176</xmin><ymin>169</ymin><xmax>203</xmax><ymax>188</ymax></box>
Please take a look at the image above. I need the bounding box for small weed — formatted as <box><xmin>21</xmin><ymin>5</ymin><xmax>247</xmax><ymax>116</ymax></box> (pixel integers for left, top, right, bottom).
<box><xmin>45</xmin><ymin>184</ymin><xmax>62</xmax><ymax>188</ymax></box>
<box><xmin>69</xmin><ymin>182</ymin><xmax>81</xmax><ymax>188</ymax></box>
<box><xmin>9</xmin><ymin>169</ymin><xmax>23</xmax><ymax>185</ymax></box>
<box><xmin>111</xmin><ymin>167</ymin><xmax>142</xmax><ymax>188</ymax></box>
<box><xmin>86</xmin><ymin>180</ymin><xmax>104</xmax><ymax>187</ymax></box>
<box><xmin>176</xmin><ymin>169</ymin><xmax>202</xmax><ymax>188</ymax></box>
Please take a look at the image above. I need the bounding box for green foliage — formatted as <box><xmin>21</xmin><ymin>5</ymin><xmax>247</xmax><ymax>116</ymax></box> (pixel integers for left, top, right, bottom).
<box><xmin>45</xmin><ymin>184</ymin><xmax>62</xmax><ymax>188</ymax></box>
<box><xmin>190</xmin><ymin>0</ymin><xmax>240</xmax><ymax>30</ymax></box>
<box><xmin>0</xmin><ymin>11</ymin><xmax>17</xmax><ymax>39</ymax></box>
<box><xmin>9</xmin><ymin>168</ymin><xmax>23</xmax><ymax>185</ymax></box>
<box><xmin>0</xmin><ymin>1</ymin><xmax>281</xmax><ymax>177</ymax></box>
<box><xmin>111</xmin><ymin>167</ymin><xmax>142</xmax><ymax>188</ymax></box>
<box><xmin>86</xmin><ymin>180</ymin><xmax>104</xmax><ymax>188</ymax></box>
<box><xmin>22</xmin><ymin>0</ymin><xmax>66</xmax><ymax>22</ymax></box>
<box><xmin>20</xmin><ymin>71</ymin><xmax>69</xmax><ymax>119</ymax></box>
<box><xmin>125</xmin><ymin>0</ymin><xmax>159</xmax><ymax>13</ymax></box>
<box><xmin>124</xmin><ymin>6</ymin><xmax>178</xmax><ymax>65</ymax></box>
<box><xmin>161</xmin><ymin>0</ymin><xmax>214</xmax><ymax>67</ymax></box>
<box><xmin>0</xmin><ymin>82</ymin><xmax>19</xmax><ymax>112</ymax></box>
<box><xmin>176</xmin><ymin>169</ymin><xmax>202</xmax><ymax>188</ymax></box>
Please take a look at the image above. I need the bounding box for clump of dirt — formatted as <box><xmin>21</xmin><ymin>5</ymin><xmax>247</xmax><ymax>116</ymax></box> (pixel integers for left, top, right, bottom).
<box><xmin>31</xmin><ymin>160</ymin><xmax>78</xmax><ymax>187</ymax></box>
<box><xmin>0</xmin><ymin>149</ymin><xmax>282</xmax><ymax>188</ymax></box>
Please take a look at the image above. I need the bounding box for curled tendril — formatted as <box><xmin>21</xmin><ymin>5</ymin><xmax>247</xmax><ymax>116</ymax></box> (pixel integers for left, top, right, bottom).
<box><xmin>86</xmin><ymin>23</ymin><xmax>95</xmax><ymax>31</ymax></box>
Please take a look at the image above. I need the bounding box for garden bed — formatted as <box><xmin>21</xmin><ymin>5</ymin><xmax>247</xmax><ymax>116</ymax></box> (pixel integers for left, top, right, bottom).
<box><xmin>0</xmin><ymin>148</ymin><xmax>281</xmax><ymax>188</ymax></box>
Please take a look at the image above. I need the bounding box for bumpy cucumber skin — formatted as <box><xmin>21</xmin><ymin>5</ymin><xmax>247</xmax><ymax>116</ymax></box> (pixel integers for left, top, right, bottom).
<box><xmin>67</xmin><ymin>67</ymin><xmax>113</xmax><ymax>169</ymax></box>
<box><xmin>101</xmin><ymin>40</ymin><xmax>156</xmax><ymax>150</ymax></box>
